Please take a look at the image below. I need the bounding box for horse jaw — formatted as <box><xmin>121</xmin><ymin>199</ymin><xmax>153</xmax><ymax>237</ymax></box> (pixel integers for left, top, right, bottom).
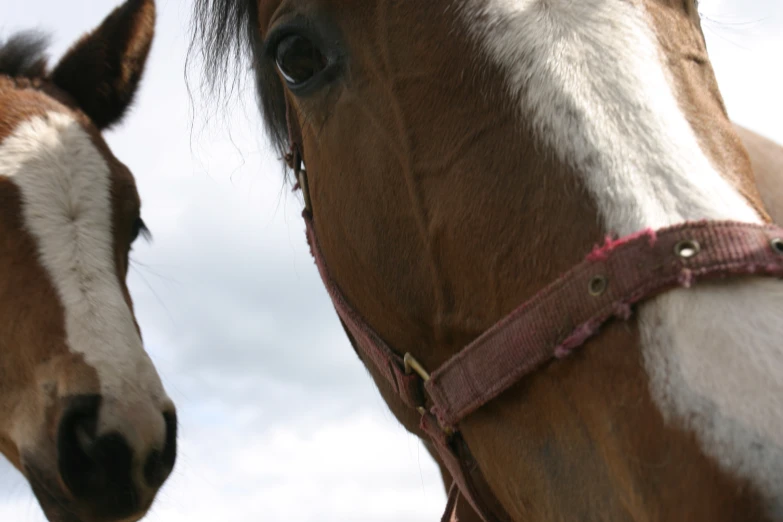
<box><xmin>462</xmin><ymin>0</ymin><xmax>783</xmax><ymax>514</ymax></box>
<box><xmin>735</xmin><ymin>125</ymin><xmax>783</xmax><ymax>225</ymax></box>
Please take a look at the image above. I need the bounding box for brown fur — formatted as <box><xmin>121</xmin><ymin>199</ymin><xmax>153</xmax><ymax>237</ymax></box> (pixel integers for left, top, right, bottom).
<box><xmin>735</xmin><ymin>125</ymin><xmax>783</xmax><ymax>225</ymax></box>
<box><xmin>195</xmin><ymin>0</ymin><xmax>779</xmax><ymax>519</ymax></box>
<box><xmin>51</xmin><ymin>0</ymin><xmax>156</xmax><ymax>130</ymax></box>
<box><xmin>644</xmin><ymin>1</ymin><xmax>771</xmax><ymax>221</ymax></box>
<box><xmin>0</xmin><ymin>1</ymin><xmax>173</xmax><ymax>521</ymax></box>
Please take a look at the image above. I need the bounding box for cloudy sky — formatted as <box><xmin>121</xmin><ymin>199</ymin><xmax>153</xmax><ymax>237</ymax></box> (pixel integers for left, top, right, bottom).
<box><xmin>1</xmin><ymin>1</ymin><xmax>781</xmax><ymax>521</ymax></box>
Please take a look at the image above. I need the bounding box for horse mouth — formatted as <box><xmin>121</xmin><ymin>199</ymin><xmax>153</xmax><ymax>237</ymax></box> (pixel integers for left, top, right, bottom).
<box><xmin>23</xmin><ymin>447</ymin><xmax>155</xmax><ymax>522</ymax></box>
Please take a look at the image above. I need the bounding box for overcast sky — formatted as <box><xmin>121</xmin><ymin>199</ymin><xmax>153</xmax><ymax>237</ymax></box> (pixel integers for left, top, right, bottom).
<box><xmin>1</xmin><ymin>1</ymin><xmax>781</xmax><ymax>521</ymax></box>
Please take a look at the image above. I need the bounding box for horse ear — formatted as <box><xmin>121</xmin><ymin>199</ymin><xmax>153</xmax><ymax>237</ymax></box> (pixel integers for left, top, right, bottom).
<box><xmin>49</xmin><ymin>0</ymin><xmax>155</xmax><ymax>130</ymax></box>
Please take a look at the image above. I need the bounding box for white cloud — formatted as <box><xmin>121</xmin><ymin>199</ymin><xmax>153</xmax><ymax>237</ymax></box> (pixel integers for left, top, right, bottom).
<box><xmin>701</xmin><ymin>0</ymin><xmax>783</xmax><ymax>141</ymax></box>
<box><xmin>143</xmin><ymin>412</ymin><xmax>446</xmax><ymax>522</ymax></box>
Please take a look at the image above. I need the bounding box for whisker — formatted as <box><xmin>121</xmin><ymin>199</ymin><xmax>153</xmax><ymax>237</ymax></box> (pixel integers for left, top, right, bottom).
<box><xmin>129</xmin><ymin>261</ymin><xmax>177</xmax><ymax>326</ymax></box>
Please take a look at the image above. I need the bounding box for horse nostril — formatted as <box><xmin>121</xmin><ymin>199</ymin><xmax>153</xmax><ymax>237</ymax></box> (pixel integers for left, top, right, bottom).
<box><xmin>143</xmin><ymin>449</ymin><xmax>164</xmax><ymax>487</ymax></box>
<box><xmin>156</xmin><ymin>410</ymin><xmax>178</xmax><ymax>485</ymax></box>
<box><xmin>57</xmin><ymin>395</ymin><xmax>102</xmax><ymax>498</ymax></box>
<box><xmin>57</xmin><ymin>395</ymin><xmax>138</xmax><ymax>519</ymax></box>
<box><xmin>143</xmin><ymin>410</ymin><xmax>177</xmax><ymax>488</ymax></box>
<box><xmin>56</xmin><ymin>397</ymin><xmax>176</xmax><ymax>519</ymax></box>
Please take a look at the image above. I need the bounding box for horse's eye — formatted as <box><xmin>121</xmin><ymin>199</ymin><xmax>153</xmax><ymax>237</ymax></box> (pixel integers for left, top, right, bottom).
<box><xmin>275</xmin><ymin>34</ymin><xmax>328</xmax><ymax>87</ymax></box>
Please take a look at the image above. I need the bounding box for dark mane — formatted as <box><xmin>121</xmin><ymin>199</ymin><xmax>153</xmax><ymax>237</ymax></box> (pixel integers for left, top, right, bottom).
<box><xmin>0</xmin><ymin>31</ymin><xmax>50</xmax><ymax>79</ymax></box>
<box><xmin>190</xmin><ymin>0</ymin><xmax>289</xmax><ymax>162</ymax></box>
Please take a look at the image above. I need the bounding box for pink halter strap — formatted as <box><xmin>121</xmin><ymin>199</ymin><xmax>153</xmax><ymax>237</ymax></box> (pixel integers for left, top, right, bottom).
<box><xmin>424</xmin><ymin>221</ymin><xmax>783</xmax><ymax>430</ymax></box>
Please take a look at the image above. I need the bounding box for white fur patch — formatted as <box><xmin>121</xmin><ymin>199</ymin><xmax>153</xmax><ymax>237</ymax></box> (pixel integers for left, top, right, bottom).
<box><xmin>462</xmin><ymin>0</ymin><xmax>783</xmax><ymax>513</ymax></box>
<box><xmin>0</xmin><ymin>111</ymin><xmax>168</xmax><ymax>453</ymax></box>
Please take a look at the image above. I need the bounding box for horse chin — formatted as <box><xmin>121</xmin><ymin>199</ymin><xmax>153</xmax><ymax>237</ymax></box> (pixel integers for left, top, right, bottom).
<box><xmin>24</xmin><ymin>463</ymin><xmax>83</xmax><ymax>522</ymax></box>
<box><xmin>26</xmin><ymin>467</ymin><xmax>150</xmax><ymax>522</ymax></box>
<box><xmin>33</xmin><ymin>493</ymin><xmax>83</xmax><ymax>522</ymax></box>
<box><xmin>24</xmin><ymin>457</ymin><xmax>142</xmax><ymax>522</ymax></box>
<box><xmin>29</xmin><ymin>485</ymin><xmax>150</xmax><ymax>522</ymax></box>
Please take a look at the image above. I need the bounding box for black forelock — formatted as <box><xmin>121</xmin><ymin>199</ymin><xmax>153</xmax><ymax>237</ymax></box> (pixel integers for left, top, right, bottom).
<box><xmin>190</xmin><ymin>0</ymin><xmax>290</xmax><ymax>161</ymax></box>
<box><xmin>0</xmin><ymin>31</ymin><xmax>50</xmax><ymax>80</ymax></box>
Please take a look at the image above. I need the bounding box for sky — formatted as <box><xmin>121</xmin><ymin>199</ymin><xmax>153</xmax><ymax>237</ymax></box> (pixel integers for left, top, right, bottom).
<box><xmin>0</xmin><ymin>1</ymin><xmax>781</xmax><ymax>521</ymax></box>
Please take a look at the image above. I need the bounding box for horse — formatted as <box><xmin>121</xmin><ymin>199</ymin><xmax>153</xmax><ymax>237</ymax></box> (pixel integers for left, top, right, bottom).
<box><xmin>0</xmin><ymin>1</ymin><xmax>176</xmax><ymax>521</ymax></box>
<box><xmin>735</xmin><ymin>125</ymin><xmax>783</xmax><ymax>226</ymax></box>
<box><xmin>193</xmin><ymin>1</ymin><xmax>783</xmax><ymax>520</ymax></box>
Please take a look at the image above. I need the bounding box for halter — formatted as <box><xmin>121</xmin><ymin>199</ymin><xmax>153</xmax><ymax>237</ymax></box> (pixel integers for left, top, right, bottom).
<box><xmin>285</xmin><ymin>100</ymin><xmax>783</xmax><ymax>522</ymax></box>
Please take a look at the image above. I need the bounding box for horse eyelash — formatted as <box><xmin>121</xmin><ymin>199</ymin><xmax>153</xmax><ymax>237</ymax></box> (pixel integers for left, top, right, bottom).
<box><xmin>135</xmin><ymin>218</ymin><xmax>152</xmax><ymax>243</ymax></box>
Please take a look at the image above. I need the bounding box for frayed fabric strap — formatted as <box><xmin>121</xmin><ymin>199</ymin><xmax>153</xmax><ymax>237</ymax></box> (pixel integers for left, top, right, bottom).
<box><xmin>425</xmin><ymin>221</ymin><xmax>783</xmax><ymax>429</ymax></box>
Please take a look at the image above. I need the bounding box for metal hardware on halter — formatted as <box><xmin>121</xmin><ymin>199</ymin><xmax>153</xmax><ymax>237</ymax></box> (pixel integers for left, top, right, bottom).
<box><xmin>404</xmin><ymin>353</ymin><xmax>430</xmax><ymax>416</ymax></box>
<box><xmin>588</xmin><ymin>275</ymin><xmax>608</xmax><ymax>296</ymax></box>
<box><xmin>286</xmin><ymin>145</ymin><xmax>312</xmax><ymax>214</ymax></box>
<box><xmin>404</xmin><ymin>353</ymin><xmax>455</xmax><ymax>436</ymax></box>
<box><xmin>674</xmin><ymin>239</ymin><xmax>700</xmax><ymax>258</ymax></box>
<box><xmin>404</xmin><ymin>353</ymin><xmax>431</xmax><ymax>382</ymax></box>
<box><xmin>298</xmin><ymin>168</ymin><xmax>312</xmax><ymax>213</ymax></box>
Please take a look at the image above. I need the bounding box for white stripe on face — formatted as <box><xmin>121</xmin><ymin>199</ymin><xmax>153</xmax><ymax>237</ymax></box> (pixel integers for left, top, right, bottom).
<box><xmin>461</xmin><ymin>0</ymin><xmax>783</xmax><ymax>514</ymax></box>
<box><xmin>0</xmin><ymin>111</ymin><xmax>168</xmax><ymax>450</ymax></box>
<box><xmin>461</xmin><ymin>0</ymin><xmax>758</xmax><ymax>232</ymax></box>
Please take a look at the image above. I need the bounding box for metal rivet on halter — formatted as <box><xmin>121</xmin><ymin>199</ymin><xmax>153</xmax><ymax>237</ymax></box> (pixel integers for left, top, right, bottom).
<box><xmin>674</xmin><ymin>239</ymin><xmax>700</xmax><ymax>259</ymax></box>
<box><xmin>771</xmin><ymin>238</ymin><xmax>783</xmax><ymax>254</ymax></box>
<box><xmin>588</xmin><ymin>275</ymin><xmax>608</xmax><ymax>296</ymax></box>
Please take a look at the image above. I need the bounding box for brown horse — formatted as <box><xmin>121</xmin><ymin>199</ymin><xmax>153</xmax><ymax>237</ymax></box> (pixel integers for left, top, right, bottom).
<box><xmin>736</xmin><ymin>125</ymin><xmax>783</xmax><ymax>225</ymax></box>
<box><xmin>0</xmin><ymin>1</ymin><xmax>176</xmax><ymax>521</ymax></box>
<box><xmin>194</xmin><ymin>1</ymin><xmax>783</xmax><ymax>520</ymax></box>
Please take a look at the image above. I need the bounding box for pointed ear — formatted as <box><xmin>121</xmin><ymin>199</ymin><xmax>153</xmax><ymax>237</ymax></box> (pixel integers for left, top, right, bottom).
<box><xmin>49</xmin><ymin>0</ymin><xmax>155</xmax><ymax>130</ymax></box>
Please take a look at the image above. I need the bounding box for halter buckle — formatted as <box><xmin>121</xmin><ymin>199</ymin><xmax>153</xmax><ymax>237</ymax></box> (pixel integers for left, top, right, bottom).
<box><xmin>404</xmin><ymin>353</ymin><xmax>454</xmax><ymax>436</ymax></box>
<box><xmin>403</xmin><ymin>353</ymin><xmax>431</xmax><ymax>382</ymax></box>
